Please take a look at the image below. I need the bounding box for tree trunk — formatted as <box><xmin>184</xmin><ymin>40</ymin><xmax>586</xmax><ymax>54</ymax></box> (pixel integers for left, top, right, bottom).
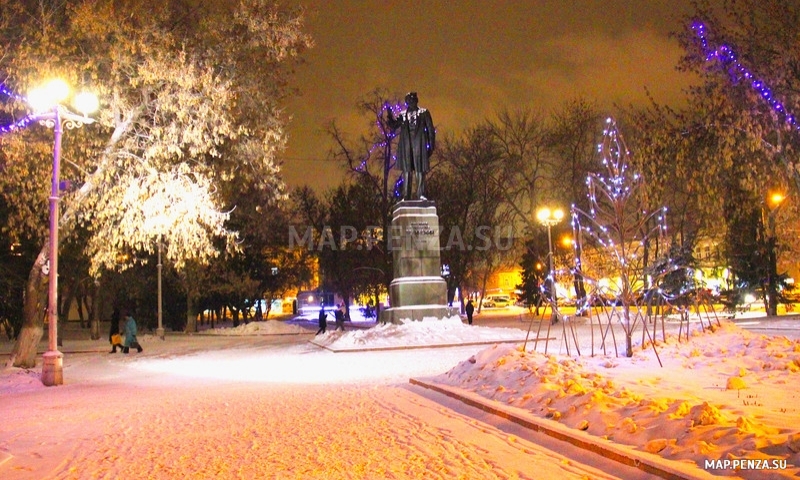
<box><xmin>56</xmin><ymin>281</ymin><xmax>72</xmax><ymax>348</ymax></box>
<box><xmin>90</xmin><ymin>279</ymin><xmax>100</xmax><ymax>340</ymax></box>
<box><xmin>232</xmin><ymin>308</ymin><xmax>240</xmax><ymax>328</ymax></box>
<box><xmin>185</xmin><ymin>294</ymin><xmax>198</xmax><ymax>333</ymax></box>
<box><xmin>8</xmin><ymin>246</ymin><xmax>49</xmax><ymax>368</ymax></box>
<box><xmin>624</xmin><ymin>308</ymin><xmax>633</xmax><ymax>358</ymax></box>
<box><xmin>477</xmin><ymin>268</ymin><xmax>492</xmax><ymax>314</ymax></box>
<box><xmin>76</xmin><ymin>294</ymin><xmax>86</xmax><ymax>329</ymax></box>
<box><xmin>625</xmin><ymin>333</ymin><xmax>633</xmax><ymax>358</ymax></box>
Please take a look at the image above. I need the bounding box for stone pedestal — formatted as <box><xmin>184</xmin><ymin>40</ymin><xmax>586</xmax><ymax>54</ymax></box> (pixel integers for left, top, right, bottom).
<box><xmin>380</xmin><ymin>200</ymin><xmax>450</xmax><ymax>324</ymax></box>
<box><xmin>41</xmin><ymin>350</ymin><xmax>63</xmax><ymax>386</ymax></box>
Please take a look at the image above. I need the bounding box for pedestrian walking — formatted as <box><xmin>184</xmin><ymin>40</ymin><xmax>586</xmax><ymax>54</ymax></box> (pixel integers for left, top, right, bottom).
<box><xmin>465</xmin><ymin>300</ymin><xmax>475</xmax><ymax>325</ymax></box>
<box><xmin>123</xmin><ymin>312</ymin><xmax>143</xmax><ymax>353</ymax></box>
<box><xmin>108</xmin><ymin>307</ymin><xmax>124</xmax><ymax>353</ymax></box>
<box><xmin>334</xmin><ymin>303</ymin><xmax>345</xmax><ymax>331</ymax></box>
<box><xmin>316</xmin><ymin>305</ymin><xmax>328</xmax><ymax>335</ymax></box>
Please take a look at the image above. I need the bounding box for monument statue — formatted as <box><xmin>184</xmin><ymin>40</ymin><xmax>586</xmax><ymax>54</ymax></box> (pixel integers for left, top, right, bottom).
<box><xmin>386</xmin><ymin>92</ymin><xmax>436</xmax><ymax>200</ymax></box>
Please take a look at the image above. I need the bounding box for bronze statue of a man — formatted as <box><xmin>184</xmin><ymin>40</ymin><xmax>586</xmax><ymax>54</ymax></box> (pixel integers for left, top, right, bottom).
<box><xmin>386</xmin><ymin>92</ymin><xmax>435</xmax><ymax>200</ymax></box>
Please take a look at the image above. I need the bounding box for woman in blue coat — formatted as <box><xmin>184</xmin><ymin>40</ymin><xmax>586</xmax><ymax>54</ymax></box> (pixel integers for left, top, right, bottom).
<box><xmin>123</xmin><ymin>312</ymin><xmax>143</xmax><ymax>353</ymax></box>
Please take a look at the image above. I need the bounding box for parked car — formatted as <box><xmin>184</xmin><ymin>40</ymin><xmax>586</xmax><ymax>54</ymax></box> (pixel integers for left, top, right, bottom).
<box><xmin>482</xmin><ymin>294</ymin><xmax>512</xmax><ymax>308</ymax></box>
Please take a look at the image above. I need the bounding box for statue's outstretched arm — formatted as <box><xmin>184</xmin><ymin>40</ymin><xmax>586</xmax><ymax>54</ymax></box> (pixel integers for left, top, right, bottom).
<box><xmin>386</xmin><ymin>109</ymin><xmax>401</xmax><ymax>130</ymax></box>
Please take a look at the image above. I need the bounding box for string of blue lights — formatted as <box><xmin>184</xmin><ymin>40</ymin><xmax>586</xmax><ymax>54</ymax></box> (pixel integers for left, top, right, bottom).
<box><xmin>567</xmin><ymin>118</ymin><xmax>670</xmax><ymax>302</ymax></box>
<box><xmin>0</xmin><ymin>84</ymin><xmax>37</xmax><ymax>134</ymax></box>
<box><xmin>363</xmin><ymin>101</ymin><xmax>404</xmax><ymax>197</ymax></box>
<box><xmin>0</xmin><ymin>84</ymin><xmax>26</xmax><ymax>102</ymax></box>
<box><xmin>693</xmin><ymin>21</ymin><xmax>798</xmax><ymax>128</ymax></box>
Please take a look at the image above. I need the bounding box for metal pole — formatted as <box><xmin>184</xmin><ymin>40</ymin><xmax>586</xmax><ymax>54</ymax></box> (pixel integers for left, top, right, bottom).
<box><xmin>157</xmin><ymin>235</ymin><xmax>164</xmax><ymax>339</ymax></box>
<box><xmin>547</xmin><ymin>223</ymin><xmax>557</xmax><ymax>324</ymax></box>
<box><xmin>767</xmin><ymin>213</ymin><xmax>779</xmax><ymax>316</ymax></box>
<box><xmin>42</xmin><ymin>107</ymin><xmax>63</xmax><ymax>386</ymax></box>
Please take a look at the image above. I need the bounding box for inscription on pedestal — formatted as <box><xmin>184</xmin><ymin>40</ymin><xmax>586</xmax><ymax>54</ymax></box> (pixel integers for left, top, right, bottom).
<box><xmin>408</xmin><ymin>222</ymin><xmax>434</xmax><ymax>236</ymax></box>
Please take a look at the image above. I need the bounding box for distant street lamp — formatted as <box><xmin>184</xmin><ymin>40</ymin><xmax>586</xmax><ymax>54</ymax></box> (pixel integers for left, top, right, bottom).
<box><xmin>157</xmin><ymin>235</ymin><xmax>164</xmax><ymax>339</ymax></box>
<box><xmin>536</xmin><ymin>207</ymin><xmax>564</xmax><ymax>324</ymax></box>
<box><xmin>143</xmin><ymin>224</ymin><xmax>167</xmax><ymax>340</ymax></box>
<box><xmin>763</xmin><ymin>192</ymin><xmax>786</xmax><ymax>317</ymax></box>
<box><xmin>29</xmin><ymin>79</ymin><xmax>98</xmax><ymax>386</ymax></box>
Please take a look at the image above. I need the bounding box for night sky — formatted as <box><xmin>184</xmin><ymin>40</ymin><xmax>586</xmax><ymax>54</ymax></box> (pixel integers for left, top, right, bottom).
<box><xmin>281</xmin><ymin>0</ymin><xmax>702</xmax><ymax>192</ymax></box>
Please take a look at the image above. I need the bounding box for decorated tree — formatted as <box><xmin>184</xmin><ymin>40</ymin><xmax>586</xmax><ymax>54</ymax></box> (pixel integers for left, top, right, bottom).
<box><xmin>0</xmin><ymin>0</ymin><xmax>311</xmax><ymax>367</ymax></box>
<box><xmin>325</xmin><ymin>89</ymin><xmax>408</xmax><ymax>300</ymax></box>
<box><xmin>571</xmin><ymin>118</ymin><xmax>668</xmax><ymax>358</ymax></box>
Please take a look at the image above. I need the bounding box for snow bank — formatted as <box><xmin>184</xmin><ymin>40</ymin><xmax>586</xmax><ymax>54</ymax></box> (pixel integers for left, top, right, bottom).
<box><xmin>431</xmin><ymin>320</ymin><xmax>800</xmax><ymax>478</ymax></box>
<box><xmin>200</xmin><ymin>320</ymin><xmax>308</xmax><ymax>336</ymax></box>
<box><xmin>311</xmin><ymin>316</ymin><xmax>528</xmax><ymax>351</ymax></box>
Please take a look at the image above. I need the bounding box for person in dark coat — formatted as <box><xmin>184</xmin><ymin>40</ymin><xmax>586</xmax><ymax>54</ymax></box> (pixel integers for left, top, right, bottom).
<box><xmin>334</xmin><ymin>303</ymin><xmax>345</xmax><ymax>331</ymax></box>
<box><xmin>108</xmin><ymin>307</ymin><xmax>124</xmax><ymax>353</ymax></box>
<box><xmin>465</xmin><ymin>300</ymin><xmax>475</xmax><ymax>325</ymax></box>
<box><xmin>316</xmin><ymin>305</ymin><xmax>327</xmax><ymax>335</ymax></box>
<box><xmin>386</xmin><ymin>91</ymin><xmax>436</xmax><ymax>200</ymax></box>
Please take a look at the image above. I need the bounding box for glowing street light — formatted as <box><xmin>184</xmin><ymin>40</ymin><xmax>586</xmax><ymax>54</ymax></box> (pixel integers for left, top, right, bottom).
<box><xmin>536</xmin><ymin>207</ymin><xmax>564</xmax><ymax>227</ymax></box>
<box><xmin>536</xmin><ymin>207</ymin><xmax>564</xmax><ymax>324</ymax></box>
<box><xmin>764</xmin><ymin>191</ymin><xmax>787</xmax><ymax>317</ymax></box>
<box><xmin>769</xmin><ymin>192</ymin><xmax>786</xmax><ymax>208</ymax></box>
<box><xmin>27</xmin><ymin>79</ymin><xmax>69</xmax><ymax>112</ymax></box>
<box><xmin>29</xmin><ymin>79</ymin><xmax>98</xmax><ymax>386</ymax></box>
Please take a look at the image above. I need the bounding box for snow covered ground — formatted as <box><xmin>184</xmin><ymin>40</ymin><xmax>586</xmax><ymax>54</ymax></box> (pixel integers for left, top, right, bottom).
<box><xmin>1</xmin><ymin>313</ymin><xmax>798</xmax><ymax>479</ymax></box>
<box><xmin>428</xmin><ymin>318</ymin><xmax>800</xmax><ymax>479</ymax></box>
<box><xmin>309</xmin><ymin>315</ymin><xmax>529</xmax><ymax>351</ymax></box>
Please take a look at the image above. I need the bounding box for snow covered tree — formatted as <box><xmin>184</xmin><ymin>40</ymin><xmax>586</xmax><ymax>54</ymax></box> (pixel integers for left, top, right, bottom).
<box><xmin>0</xmin><ymin>0</ymin><xmax>311</xmax><ymax>367</ymax></box>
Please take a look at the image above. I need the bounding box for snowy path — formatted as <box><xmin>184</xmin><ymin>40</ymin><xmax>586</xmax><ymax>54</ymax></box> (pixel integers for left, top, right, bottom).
<box><xmin>1</xmin><ymin>333</ymin><xmax>629</xmax><ymax>479</ymax></box>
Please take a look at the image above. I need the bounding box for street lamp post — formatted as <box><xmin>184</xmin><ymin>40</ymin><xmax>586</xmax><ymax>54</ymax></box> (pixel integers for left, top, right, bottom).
<box><xmin>157</xmin><ymin>235</ymin><xmax>164</xmax><ymax>339</ymax></box>
<box><xmin>29</xmin><ymin>80</ymin><xmax>98</xmax><ymax>386</ymax></box>
<box><xmin>536</xmin><ymin>207</ymin><xmax>564</xmax><ymax>324</ymax></box>
<box><xmin>764</xmin><ymin>192</ymin><xmax>786</xmax><ymax>317</ymax></box>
